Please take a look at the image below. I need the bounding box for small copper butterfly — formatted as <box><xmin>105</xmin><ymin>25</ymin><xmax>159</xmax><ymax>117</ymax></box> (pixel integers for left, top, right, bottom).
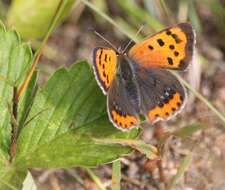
<box><xmin>92</xmin><ymin>23</ymin><xmax>195</xmax><ymax>131</ymax></box>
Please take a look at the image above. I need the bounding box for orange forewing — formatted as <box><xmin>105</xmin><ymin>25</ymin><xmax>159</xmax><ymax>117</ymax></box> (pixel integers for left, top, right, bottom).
<box><xmin>93</xmin><ymin>47</ymin><xmax>117</xmax><ymax>94</ymax></box>
<box><xmin>128</xmin><ymin>23</ymin><xmax>195</xmax><ymax>70</ymax></box>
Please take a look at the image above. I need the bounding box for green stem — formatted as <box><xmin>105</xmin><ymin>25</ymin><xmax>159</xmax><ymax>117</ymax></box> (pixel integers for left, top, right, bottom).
<box><xmin>34</xmin><ymin>0</ymin><xmax>66</xmax><ymax>58</ymax></box>
<box><xmin>86</xmin><ymin>168</ymin><xmax>107</xmax><ymax>190</ymax></box>
<box><xmin>17</xmin><ymin>0</ymin><xmax>68</xmax><ymax>99</ymax></box>
<box><xmin>81</xmin><ymin>0</ymin><xmax>138</xmax><ymax>42</ymax></box>
<box><xmin>168</xmin><ymin>153</ymin><xmax>192</xmax><ymax>190</ymax></box>
<box><xmin>112</xmin><ymin>160</ymin><xmax>121</xmax><ymax>190</ymax></box>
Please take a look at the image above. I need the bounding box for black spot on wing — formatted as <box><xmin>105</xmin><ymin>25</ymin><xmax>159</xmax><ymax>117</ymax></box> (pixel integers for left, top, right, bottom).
<box><xmin>167</xmin><ymin>57</ymin><xmax>173</xmax><ymax>65</ymax></box>
<box><xmin>99</xmin><ymin>50</ymin><xmax>103</xmax><ymax>65</ymax></box>
<box><xmin>148</xmin><ymin>45</ymin><xmax>154</xmax><ymax>50</ymax></box>
<box><xmin>174</xmin><ymin>51</ymin><xmax>179</xmax><ymax>56</ymax></box>
<box><xmin>169</xmin><ymin>45</ymin><xmax>175</xmax><ymax>50</ymax></box>
<box><xmin>171</xmin><ymin>33</ymin><xmax>182</xmax><ymax>44</ymax></box>
<box><xmin>157</xmin><ymin>39</ymin><xmax>165</xmax><ymax>46</ymax></box>
<box><xmin>166</xmin><ymin>30</ymin><xmax>172</xmax><ymax>35</ymax></box>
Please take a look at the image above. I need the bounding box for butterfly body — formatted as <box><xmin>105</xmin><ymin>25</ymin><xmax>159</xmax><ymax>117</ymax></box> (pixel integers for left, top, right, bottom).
<box><xmin>92</xmin><ymin>23</ymin><xmax>195</xmax><ymax>131</ymax></box>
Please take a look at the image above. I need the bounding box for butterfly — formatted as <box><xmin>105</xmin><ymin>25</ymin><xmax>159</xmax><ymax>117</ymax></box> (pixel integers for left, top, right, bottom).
<box><xmin>92</xmin><ymin>23</ymin><xmax>195</xmax><ymax>131</ymax></box>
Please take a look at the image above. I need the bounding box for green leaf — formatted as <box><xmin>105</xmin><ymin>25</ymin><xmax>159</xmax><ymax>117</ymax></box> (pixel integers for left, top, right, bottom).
<box><xmin>0</xmin><ymin>21</ymin><xmax>33</xmax><ymax>161</ymax></box>
<box><xmin>188</xmin><ymin>0</ymin><xmax>202</xmax><ymax>33</ymax></box>
<box><xmin>15</xmin><ymin>62</ymin><xmax>140</xmax><ymax>168</ymax></box>
<box><xmin>116</xmin><ymin>0</ymin><xmax>163</xmax><ymax>30</ymax></box>
<box><xmin>173</xmin><ymin>123</ymin><xmax>205</xmax><ymax>139</ymax></box>
<box><xmin>7</xmin><ymin>0</ymin><xmax>76</xmax><ymax>39</ymax></box>
<box><xmin>95</xmin><ymin>139</ymin><xmax>158</xmax><ymax>160</ymax></box>
<box><xmin>0</xmin><ymin>167</ymin><xmax>27</xmax><ymax>190</ymax></box>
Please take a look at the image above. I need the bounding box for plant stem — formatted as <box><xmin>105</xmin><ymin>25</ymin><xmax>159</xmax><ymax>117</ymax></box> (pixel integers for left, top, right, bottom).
<box><xmin>81</xmin><ymin>0</ymin><xmax>138</xmax><ymax>42</ymax></box>
<box><xmin>9</xmin><ymin>87</ymin><xmax>18</xmax><ymax>161</ymax></box>
<box><xmin>168</xmin><ymin>153</ymin><xmax>192</xmax><ymax>190</ymax></box>
<box><xmin>86</xmin><ymin>168</ymin><xmax>107</xmax><ymax>190</ymax></box>
<box><xmin>17</xmin><ymin>0</ymin><xmax>67</xmax><ymax>100</ymax></box>
<box><xmin>10</xmin><ymin>0</ymin><xmax>68</xmax><ymax>161</ymax></box>
<box><xmin>112</xmin><ymin>160</ymin><xmax>121</xmax><ymax>190</ymax></box>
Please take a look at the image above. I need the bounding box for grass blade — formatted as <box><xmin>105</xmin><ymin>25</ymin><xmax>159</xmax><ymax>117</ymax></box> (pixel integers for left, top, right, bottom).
<box><xmin>81</xmin><ymin>0</ymin><xmax>138</xmax><ymax>42</ymax></box>
<box><xmin>86</xmin><ymin>169</ymin><xmax>107</xmax><ymax>190</ymax></box>
<box><xmin>17</xmin><ymin>0</ymin><xmax>68</xmax><ymax>100</ymax></box>
<box><xmin>112</xmin><ymin>160</ymin><xmax>121</xmax><ymax>190</ymax></box>
<box><xmin>168</xmin><ymin>153</ymin><xmax>192</xmax><ymax>190</ymax></box>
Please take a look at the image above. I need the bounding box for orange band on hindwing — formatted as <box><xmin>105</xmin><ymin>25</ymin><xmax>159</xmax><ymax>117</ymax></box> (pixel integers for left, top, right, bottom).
<box><xmin>148</xmin><ymin>92</ymin><xmax>184</xmax><ymax>122</ymax></box>
<box><xmin>111</xmin><ymin>110</ymin><xmax>139</xmax><ymax>129</ymax></box>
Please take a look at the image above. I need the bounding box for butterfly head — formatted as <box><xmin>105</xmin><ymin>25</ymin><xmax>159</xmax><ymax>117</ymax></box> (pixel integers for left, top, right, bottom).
<box><xmin>92</xmin><ymin>30</ymin><xmax>134</xmax><ymax>56</ymax></box>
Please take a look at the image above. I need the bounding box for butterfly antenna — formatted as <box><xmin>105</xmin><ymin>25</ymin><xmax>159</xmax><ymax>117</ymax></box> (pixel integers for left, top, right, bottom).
<box><xmin>93</xmin><ymin>30</ymin><xmax>118</xmax><ymax>53</ymax></box>
<box><xmin>122</xmin><ymin>23</ymin><xmax>146</xmax><ymax>54</ymax></box>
